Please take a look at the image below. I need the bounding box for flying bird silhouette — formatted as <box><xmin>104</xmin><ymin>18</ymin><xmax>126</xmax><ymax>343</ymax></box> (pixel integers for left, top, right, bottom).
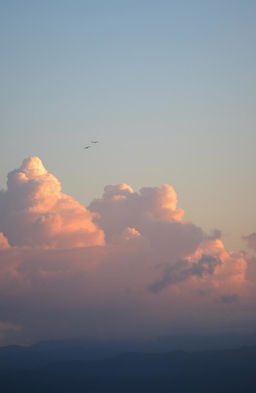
<box><xmin>84</xmin><ymin>146</ymin><xmax>91</xmax><ymax>149</ymax></box>
<box><xmin>91</xmin><ymin>140</ymin><xmax>99</xmax><ymax>144</ymax></box>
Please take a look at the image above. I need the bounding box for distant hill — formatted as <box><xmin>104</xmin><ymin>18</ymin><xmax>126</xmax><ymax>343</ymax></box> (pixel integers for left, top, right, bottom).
<box><xmin>0</xmin><ymin>345</ymin><xmax>256</xmax><ymax>392</ymax></box>
<box><xmin>1</xmin><ymin>333</ymin><xmax>256</xmax><ymax>368</ymax></box>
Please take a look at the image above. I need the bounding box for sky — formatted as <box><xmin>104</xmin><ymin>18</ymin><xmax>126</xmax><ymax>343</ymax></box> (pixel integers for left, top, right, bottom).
<box><xmin>0</xmin><ymin>1</ymin><xmax>256</xmax><ymax>345</ymax></box>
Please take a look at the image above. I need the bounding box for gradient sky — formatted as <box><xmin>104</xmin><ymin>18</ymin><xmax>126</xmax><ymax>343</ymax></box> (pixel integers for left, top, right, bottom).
<box><xmin>1</xmin><ymin>1</ymin><xmax>256</xmax><ymax>345</ymax></box>
<box><xmin>1</xmin><ymin>0</ymin><xmax>256</xmax><ymax>253</ymax></box>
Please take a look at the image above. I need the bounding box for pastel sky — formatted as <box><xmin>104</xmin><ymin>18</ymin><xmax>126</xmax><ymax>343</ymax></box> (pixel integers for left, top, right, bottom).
<box><xmin>0</xmin><ymin>1</ymin><xmax>256</xmax><ymax>344</ymax></box>
<box><xmin>0</xmin><ymin>156</ymin><xmax>255</xmax><ymax>345</ymax></box>
<box><xmin>1</xmin><ymin>0</ymin><xmax>256</xmax><ymax>251</ymax></box>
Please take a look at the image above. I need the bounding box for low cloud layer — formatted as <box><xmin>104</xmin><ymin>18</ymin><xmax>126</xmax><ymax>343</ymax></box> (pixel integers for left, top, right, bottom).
<box><xmin>0</xmin><ymin>157</ymin><xmax>255</xmax><ymax>344</ymax></box>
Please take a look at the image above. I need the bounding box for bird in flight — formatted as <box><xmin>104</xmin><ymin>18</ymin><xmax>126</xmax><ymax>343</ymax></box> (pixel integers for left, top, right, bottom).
<box><xmin>91</xmin><ymin>140</ymin><xmax>99</xmax><ymax>144</ymax></box>
<box><xmin>84</xmin><ymin>146</ymin><xmax>91</xmax><ymax>149</ymax></box>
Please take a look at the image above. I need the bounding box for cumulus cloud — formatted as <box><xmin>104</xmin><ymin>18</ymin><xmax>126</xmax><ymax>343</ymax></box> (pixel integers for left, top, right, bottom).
<box><xmin>89</xmin><ymin>183</ymin><xmax>184</xmax><ymax>241</ymax></box>
<box><xmin>0</xmin><ymin>157</ymin><xmax>104</xmax><ymax>248</ymax></box>
<box><xmin>0</xmin><ymin>157</ymin><xmax>254</xmax><ymax>344</ymax></box>
<box><xmin>89</xmin><ymin>183</ymin><xmax>203</xmax><ymax>263</ymax></box>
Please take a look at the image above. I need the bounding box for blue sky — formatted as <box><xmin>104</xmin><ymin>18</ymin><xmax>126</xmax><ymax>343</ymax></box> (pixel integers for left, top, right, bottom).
<box><xmin>0</xmin><ymin>0</ymin><xmax>256</xmax><ymax>250</ymax></box>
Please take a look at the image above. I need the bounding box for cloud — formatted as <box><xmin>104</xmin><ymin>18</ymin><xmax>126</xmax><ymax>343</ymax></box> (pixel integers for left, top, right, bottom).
<box><xmin>149</xmin><ymin>255</ymin><xmax>222</xmax><ymax>293</ymax></box>
<box><xmin>0</xmin><ymin>157</ymin><xmax>104</xmax><ymax>248</ymax></box>
<box><xmin>0</xmin><ymin>157</ymin><xmax>254</xmax><ymax>344</ymax></box>
<box><xmin>89</xmin><ymin>184</ymin><xmax>185</xmax><ymax>241</ymax></box>
<box><xmin>89</xmin><ymin>183</ymin><xmax>203</xmax><ymax>262</ymax></box>
<box><xmin>0</xmin><ymin>232</ymin><xmax>10</xmax><ymax>249</ymax></box>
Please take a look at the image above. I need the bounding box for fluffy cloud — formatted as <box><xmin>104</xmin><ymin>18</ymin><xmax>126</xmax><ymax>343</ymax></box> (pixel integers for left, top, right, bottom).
<box><xmin>89</xmin><ymin>183</ymin><xmax>204</xmax><ymax>264</ymax></box>
<box><xmin>0</xmin><ymin>157</ymin><xmax>254</xmax><ymax>344</ymax></box>
<box><xmin>89</xmin><ymin>183</ymin><xmax>185</xmax><ymax>242</ymax></box>
<box><xmin>0</xmin><ymin>157</ymin><xmax>104</xmax><ymax>248</ymax></box>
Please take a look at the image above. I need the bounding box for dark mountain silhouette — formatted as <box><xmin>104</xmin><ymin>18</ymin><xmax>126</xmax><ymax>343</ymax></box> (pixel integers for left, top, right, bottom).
<box><xmin>1</xmin><ymin>333</ymin><xmax>256</xmax><ymax>369</ymax></box>
<box><xmin>0</xmin><ymin>344</ymin><xmax>256</xmax><ymax>392</ymax></box>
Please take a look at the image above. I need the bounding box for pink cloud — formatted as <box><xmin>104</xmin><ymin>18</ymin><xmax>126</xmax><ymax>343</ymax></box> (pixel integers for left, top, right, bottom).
<box><xmin>0</xmin><ymin>232</ymin><xmax>10</xmax><ymax>249</ymax></box>
<box><xmin>0</xmin><ymin>157</ymin><xmax>254</xmax><ymax>344</ymax></box>
<box><xmin>0</xmin><ymin>157</ymin><xmax>104</xmax><ymax>248</ymax></box>
<box><xmin>89</xmin><ymin>183</ymin><xmax>184</xmax><ymax>242</ymax></box>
